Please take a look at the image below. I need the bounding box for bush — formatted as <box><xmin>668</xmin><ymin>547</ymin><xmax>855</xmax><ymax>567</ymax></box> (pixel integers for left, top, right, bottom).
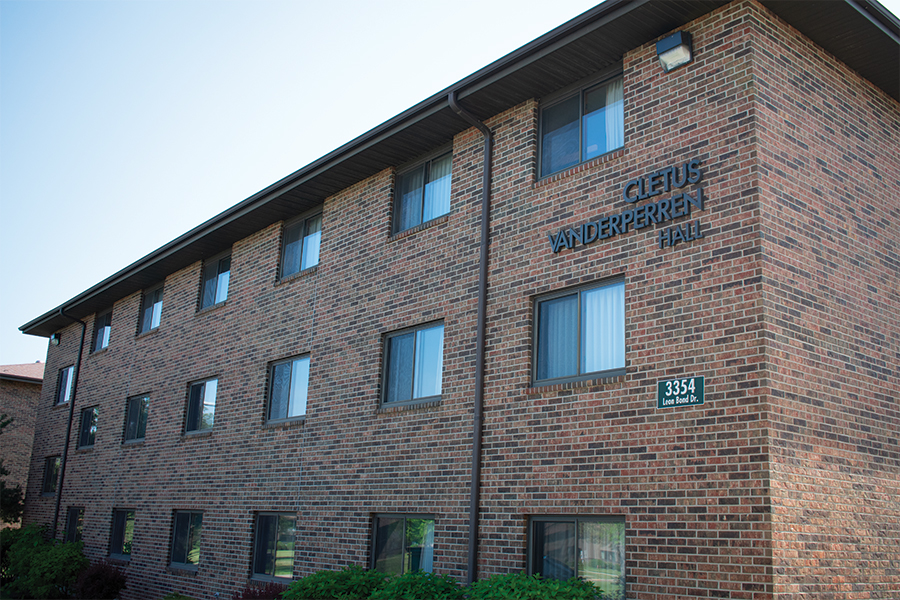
<box><xmin>369</xmin><ymin>571</ymin><xmax>464</xmax><ymax>600</ymax></box>
<box><xmin>230</xmin><ymin>581</ymin><xmax>288</xmax><ymax>600</ymax></box>
<box><xmin>467</xmin><ymin>572</ymin><xmax>601</xmax><ymax>600</ymax></box>
<box><xmin>2</xmin><ymin>523</ymin><xmax>89</xmax><ymax>599</ymax></box>
<box><xmin>281</xmin><ymin>565</ymin><xmax>388</xmax><ymax>600</ymax></box>
<box><xmin>73</xmin><ymin>560</ymin><xmax>128</xmax><ymax>599</ymax></box>
<box><xmin>160</xmin><ymin>594</ymin><xmax>196</xmax><ymax>600</ymax></box>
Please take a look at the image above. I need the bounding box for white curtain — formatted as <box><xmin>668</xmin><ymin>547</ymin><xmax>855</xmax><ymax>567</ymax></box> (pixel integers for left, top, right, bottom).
<box><xmin>413</xmin><ymin>325</ymin><xmax>444</xmax><ymax>398</ymax></box>
<box><xmin>581</xmin><ymin>282</ymin><xmax>625</xmax><ymax>374</ymax></box>
<box><xmin>301</xmin><ymin>215</ymin><xmax>322</xmax><ymax>270</ymax></box>
<box><xmin>288</xmin><ymin>357</ymin><xmax>309</xmax><ymax>417</ymax></box>
<box><xmin>538</xmin><ymin>295</ymin><xmax>578</xmax><ymax>380</ymax></box>
<box><xmin>420</xmin><ymin>519</ymin><xmax>435</xmax><ymax>572</ymax></box>
<box><xmin>605</xmin><ymin>78</ymin><xmax>624</xmax><ymax>151</ymax></box>
<box><xmin>423</xmin><ymin>155</ymin><xmax>452</xmax><ymax>222</ymax></box>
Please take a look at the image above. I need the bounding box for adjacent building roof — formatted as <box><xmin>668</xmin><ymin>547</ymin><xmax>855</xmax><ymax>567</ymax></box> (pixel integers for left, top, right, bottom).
<box><xmin>0</xmin><ymin>362</ymin><xmax>45</xmax><ymax>384</ymax></box>
<box><xmin>20</xmin><ymin>0</ymin><xmax>899</xmax><ymax>339</ymax></box>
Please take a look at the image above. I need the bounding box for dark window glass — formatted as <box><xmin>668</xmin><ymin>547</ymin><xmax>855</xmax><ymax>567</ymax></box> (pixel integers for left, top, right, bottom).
<box><xmin>372</xmin><ymin>516</ymin><xmax>435</xmax><ymax>575</ymax></box>
<box><xmin>139</xmin><ymin>286</ymin><xmax>164</xmax><ymax>333</ymax></box>
<box><xmin>268</xmin><ymin>356</ymin><xmax>309</xmax><ymax>421</ymax></box>
<box><xmin>281</xmin><ymin>214</ymin><xmax>322</xmax><ymax>278</ymax></box>
<box><xmin>534</xmin><ymin>280</ymin><xmax>625</xmax><ymax>384</ymax></box>
<box><xmin>124</xmin><ymin>395</ymin><xmax>149</xmax><ymax>442</ymax></box>
<box><xmin>529</xmin><ymin>517</ymin><xmax>625</xmax><ymax>598</ymax></box>
<box><xmin>186</xmin><ymin>379</ymin><xmax>217</xmax><ymax>432</ymax></box>
<box><xmin>79</xmin><ymin>407</ymin><xmax>98</xmax><ymax>448</ymax></box>
<box><xmin>170</xmin><ymin>511</ymin><xmax>203</xmax><ymax>567</ymax></box>
<box><xmin>395</xmin><ymin>153</ymin><xmax>452</xmax><ymax>233</ymax></box>
<box><xmin>66</xmin><ymin>507</ymin><xmax>84</xmax><ymax>543</ymax></box>
<box><xmin>253</xmin><ymin>514</ymin><xmax>295</xmax><ymax>580</ymax></box>
<box><xmin>384</xmin><ymin>324</ymin><xmax>443</xmax><ymax>404</ymax></box>
<box><xmin>42</xmin><ymin>456</ymin><xmax>61</xmax><ymax>494</ymax></box>
<box><xmin>92</xmin><ymin>310</ymin><xmax>112</xmax><ymax>352</ymax></box>
<box><xmin>540</xmin><ymin>76</ymin><xmax>624</xmax><ymax>177</ymax></box>
<box><xmin>110</xmin><ymin>509</ymin><xmax>135</xmax><ymax>558</ymax></box>
<box><xmin>200</xmin><ymin>255</ymin><xmax>231</xmax><ymax>309</ymax></box>
<box><xmin>56</xmin><ymin>366</ymin><xmax>74</xmax><ymax>405</ymax></box>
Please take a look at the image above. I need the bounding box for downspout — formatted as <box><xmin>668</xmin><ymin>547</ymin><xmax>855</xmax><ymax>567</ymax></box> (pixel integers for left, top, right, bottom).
<box><xmin>52</xmin><ymin>307</ymin><xmax>87</xmax><ymax>539</ymax></box>
<box><xmin>448</xmin><ymin>91</ymin><xmax>492</xmax><ymax>585</ymax></box>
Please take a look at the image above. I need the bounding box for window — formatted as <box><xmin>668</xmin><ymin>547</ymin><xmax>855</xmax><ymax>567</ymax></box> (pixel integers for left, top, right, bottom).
<box><xmin>139</xmin><ymin>285</ymin><xmax>164</xmax><ymax>333</ymax></box>
<box><xmin>529</xmin><ymin>516</ymin><xmax>625</xmax><ymax>598</ymax></box>
<box><xmin>268</xmin><ymin>356</ymin><xmax>309</xmax><ymax>422</ymax></box>
<box><xmin>42</xmin><ymin>456</ymin><xmax>61</xmax><ymax>494</ymax></box>
<box><xmin>383</xmin><ymin>323</ymin><xmax>444</xmax><ymax>405</ymax></box>
<box><xmin>66</xmin><ymin>507</ymin><xmax>84</xmax><ymax>543</ymax></box>
<box><xmin>252</xmin><ymin>513</ymin><xmax>295</xmax><ymax>580</ymax></box>
<box><xmin>186</xmin><ymin>379</ymin><xmax>217</xmax><ymax>432</ymax></box>
<box><xmin>124</xmin><ymin>395</ymin><xmax>149</xmax><ymax>442</ymax></box>
<box><xmin>79</xmin><ymin>407</ymin><xmax>98</xmax><ymax>448</ymax></box>
<box><xmin>110</xmin><ymin>509</ymin><xmax>135</xmax><ymax>559</ymax></box>
<box><xmin>92</xmin><ymin>310</ymin><xmax>112</xmax><ymax>352</ymax></box>
<box><xmin>170</xmin><ymin>511</ymin><xmax>203</xmax><ymax>568</ymax></box>
<box><xmin>540</xmin><ymin>75</ymin><xmax>624</xmax><ymax>177</ymax></box>
<box><xmin>200</xmin><ymin>253</ymin><xmax>231</xmax><ymax>309</ymax></box>
<box><xmin>372</xmin><ymin>515</ymin><xmax>435</xmax><ymax>575</ymax></box>
<box><xmin>394</xmin><ymin>153</ymin><xmax>452</xmax><ymax>233</ymax></box>
<box><xmin>534</xmin><ymin>280</ymin><xmax>625</xmax><ymax>385</ymax></box>
<box><xmin>281</xmin><ymin>213</ymin><xmax>322</xmax><ymax>278</ymax></box>
<box><xmin>56</xmin><ymin>365</ymin><xmax>74</xmax><ymax>405</ymax></box>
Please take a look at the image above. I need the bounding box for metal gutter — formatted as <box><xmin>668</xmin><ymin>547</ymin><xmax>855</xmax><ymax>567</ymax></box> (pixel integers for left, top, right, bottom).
<box><xmin>448</xmin><ymin>91</ymin><xmax>493</xmax><ymax>585</ymax></box>
<box><xmin>51</xmin><ymin>308</ymin><xmax>86</xmax><ymax>539</ymax></box>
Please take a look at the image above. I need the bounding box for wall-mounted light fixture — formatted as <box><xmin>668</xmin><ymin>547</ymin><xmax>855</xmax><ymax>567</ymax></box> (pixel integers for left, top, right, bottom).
<box><xmin>656</xmin><ymin>31</ymin><xmax>693</xmax><ymax>73</ymax></box>
<box><xmin>50</xmin><ymin>333</ymin><xmax>60</xmax><ymax>346</ymax></box>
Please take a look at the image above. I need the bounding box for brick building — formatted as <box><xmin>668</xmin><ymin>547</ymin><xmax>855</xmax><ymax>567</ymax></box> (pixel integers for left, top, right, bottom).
<box><xmin>0</xmin><ymin>362</ymin><xmax>43</xmax><ymax>527</ymax></box>
<box><xmin>19</xmin><ymin>1</ymin><xmax>899</xmax><ymax>598</ymax></box>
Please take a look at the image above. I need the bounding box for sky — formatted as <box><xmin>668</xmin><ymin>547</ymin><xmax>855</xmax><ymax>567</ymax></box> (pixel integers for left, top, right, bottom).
<box><xmin>1</xmin><ymin>0</ymin><xmax>898</xmax><ymax>367</ymax></box>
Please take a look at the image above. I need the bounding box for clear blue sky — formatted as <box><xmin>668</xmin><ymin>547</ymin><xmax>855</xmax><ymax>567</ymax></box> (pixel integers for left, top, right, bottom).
<box><xmin>1</xmin><ymin>0</ymin><xmax>898</xmax><ymax>366</ymax></box>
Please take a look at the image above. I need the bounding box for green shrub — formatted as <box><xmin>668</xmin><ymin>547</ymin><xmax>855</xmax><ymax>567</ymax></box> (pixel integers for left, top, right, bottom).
<box><xmin>281</xmin><ymin>565</ymin><xmax>388</xmax><ymax>600</ymax></box>
<box><xmin>2</xmin><ymin>523</ymin><xmax>89</xmax><ymax>599</ymax></box>
<box><xmin>160</xmin><ymin>594</ymin><xmax>196</xmax><ymax>600</ymax></box>
<box><xmin>467</xmin><ymin>572</ymin><xmax>601</xmax><ymax>600</ymax></box>
<box><xmin>369</xmin><ymin>571</ymin><xmax>464</xmax><ymax>600</ymax></box>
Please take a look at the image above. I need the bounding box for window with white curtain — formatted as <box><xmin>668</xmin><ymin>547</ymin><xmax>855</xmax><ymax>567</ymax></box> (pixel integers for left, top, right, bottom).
<box><xmin>139</xmin><ymin>285</ymin><xmax>164</xmax><ymax>333</ymax></box>
<box><xmin>383</xmin><ymin>322</ymin><xmax>444</xmax><ymax>405</ymax></box>
<box><xmin>372</xmin><ymin>515</ymin><xmax>435</xmax><ymax>575</ymax></box>
<box><xmin>200</xmin><ymin>252</ymin><xmax>231</xmax><ymax>309</ymax></box>
<box><xmin>186</xmin><ymin>378</ymin><xmax>218</xmax><ymax>432</ymax></box>
<box><xmin>281</xmin><ymin>212</ymin><xmax>322</xmax><ymax>278</ymax></box>
<box><xmin>92</xmin><ymin>310</ymin><xmax>112</xmax><ymax>352</ymax></box>
<box><xmin>540</xmin><ymin>75</ymin><xmax>624</xmax><ymax>177</ymax></box>
<box><xmin>394</xmin><ymin>152</ymin><xmax>452</xmax><ymax>233</ymax></box>
<box><xmin>267</xmin><ymin>355</ymin><xmax>310</xmax><ymax>422</ymax></box>
<box><xmin>534</xmin><ymin>279</ymin><xmax>625</xmax><ymax>384</ymax></box>
<box><xmin>529</xmin><ymin>516</ymin><xmax>625</xmax><ymax>599</ymax></box>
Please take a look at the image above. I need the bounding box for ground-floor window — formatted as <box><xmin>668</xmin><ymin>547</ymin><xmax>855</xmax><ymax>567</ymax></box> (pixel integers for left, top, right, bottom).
<box><xmin>372</xmin><ymin>515</ymin><xmax>435</xmax><ymax>575</ymax></box>
<box><xmin>170</xmin><ymin>511</ymin><xmax>203</xmax><ymax>569</ymax></box>
<box><xmin>253</xmin><ymin>513</ymin><xmax>295</xmax><ymax>580</ymax></box>
<box><xmin>110</xmin><ymin>509</ymin><xmax>135</xmax><ymax>560</ymax></box>
<box><xmin>65</xmin><ymin>506</ymin><xmax>84</xmax><ymax>543</ymax></box>
<box><xmin>529</xmin><ymin>516</ymin><xmax>625</xmax><ymax>599</ymax></box>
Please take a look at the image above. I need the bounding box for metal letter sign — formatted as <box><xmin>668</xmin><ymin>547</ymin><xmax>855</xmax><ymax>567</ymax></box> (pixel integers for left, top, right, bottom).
<box><xmin>657</xmin><ymin>376</ymin><xmax>704</xmax><ymax>409</ymax></box>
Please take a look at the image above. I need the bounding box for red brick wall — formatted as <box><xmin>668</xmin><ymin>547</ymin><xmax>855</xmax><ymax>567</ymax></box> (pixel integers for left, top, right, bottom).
<box><xmin>478</xmin><ymin>2</ymin><xmax>771</xmax><ymax>597</ymax></box>
<box><xmin>1</xmin><ymin>376</ymin><xmax>41</xmax><ymax>526</ymax></box>
<box><xmin>750</xmin><ymin>2</ymin><xmax>900</xmax><ymax>598</ymax></box>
